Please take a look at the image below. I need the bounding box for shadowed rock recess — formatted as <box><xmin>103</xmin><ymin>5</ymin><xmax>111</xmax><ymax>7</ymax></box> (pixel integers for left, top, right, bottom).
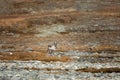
<box><xmin>0</xmin><ymin>0</ymin><xmax>120</xmax><ymax>80</ymax></box>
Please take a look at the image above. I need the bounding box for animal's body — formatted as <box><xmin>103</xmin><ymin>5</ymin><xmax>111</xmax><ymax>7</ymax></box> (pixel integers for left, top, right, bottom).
<box><xmin>47</xmin><ymin>42</ymin><xmax>57</xmax><ymax>55</ymax></box>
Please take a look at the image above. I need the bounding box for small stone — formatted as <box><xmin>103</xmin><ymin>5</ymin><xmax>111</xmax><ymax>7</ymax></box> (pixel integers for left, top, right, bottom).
<box><xmin>26</xmin><ymin>48</ymin><xmax>33</xmax><ymax>51</ymax></box>
<box><xmin>9</xmin><ymin>52</ymin><xmax>13</xmax><ymax>55</ymax></box>
<box><xmin>94</xmin><ymin>24</ymin><xmax>99</xmax><ymax>27</ymax></box>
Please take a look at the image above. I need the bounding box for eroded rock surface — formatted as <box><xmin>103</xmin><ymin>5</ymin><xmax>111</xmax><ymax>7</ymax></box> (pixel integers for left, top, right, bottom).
<box><xmin>0</xmin><ymin>0</ymin><xmax>120</xmax><ymax>80</ymax></box>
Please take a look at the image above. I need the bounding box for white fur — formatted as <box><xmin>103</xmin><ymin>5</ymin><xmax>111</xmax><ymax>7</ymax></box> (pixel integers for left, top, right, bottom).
<box><xmin>49</xmin><ymin>45</ymin><xmax>56</xmax><ymax>50</ymax></box>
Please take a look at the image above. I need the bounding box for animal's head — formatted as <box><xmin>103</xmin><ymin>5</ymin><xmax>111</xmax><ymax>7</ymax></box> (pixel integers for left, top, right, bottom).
<box><xmin>48</xmin><ymin>45</ymin><xmax>52</xmax><ymax>48</ymax></box>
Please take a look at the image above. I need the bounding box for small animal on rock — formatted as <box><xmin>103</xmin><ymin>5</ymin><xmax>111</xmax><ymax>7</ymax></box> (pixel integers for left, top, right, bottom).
<box><xmin>47</xmin><ymin>42</ymin><xmax>57</xmax><ymax>55</ymax></box>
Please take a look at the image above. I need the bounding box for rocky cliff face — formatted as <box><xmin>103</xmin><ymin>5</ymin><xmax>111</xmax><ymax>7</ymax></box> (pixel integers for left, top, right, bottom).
<box><xmin>0</xmin><ymin>0</ymin><xmax>120</xmax><ymax>80</ymax></box>
<box><xmin>0</xmin><ymin>0</ymin><xmax>120</xmax><ymax>53</ymax></box>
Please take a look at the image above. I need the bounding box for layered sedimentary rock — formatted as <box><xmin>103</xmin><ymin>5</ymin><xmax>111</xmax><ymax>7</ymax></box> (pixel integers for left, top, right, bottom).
<box><xmin>0</xmin><ymin>0</ymin><xmax>120</xmax><ymax>54</ymax></box>
<box><xmin>0</xmin><ymin>0</ymin><xmax>120</xmax><ymax>80</ymax></box>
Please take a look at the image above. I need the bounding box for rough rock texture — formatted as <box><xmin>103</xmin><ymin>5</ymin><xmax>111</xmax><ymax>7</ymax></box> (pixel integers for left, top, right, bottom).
<box><xmin>0</xmin><ymin>0</ymin><xmax>120</xmax><ymax>52</ymax></box>
<box><xmin>0</xmin><ymin>0</ymin><xmax>120</xmax><ymax>80</ymax></box>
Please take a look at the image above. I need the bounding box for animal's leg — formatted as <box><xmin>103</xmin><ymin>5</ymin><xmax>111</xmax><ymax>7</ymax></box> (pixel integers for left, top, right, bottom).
<box><xmin>50</xmin><ymin>50</ymin><xmax>54</xmax><ymax>55</ymax></box>
<box><xmin>48</xmin><ymin>50</ymin><xmax>53</xmax><ymax>55</ymax></box>
<box><xmin>47</xmin><ymin>49</ymin><xmax>51</xmax><ymax>55</ymax></box>
<box><xmin>49</xmin><ymin>50</ymin><xmax>55</xmax><ymax>56</ymax></box>
<box><xmin>47</xmin><ymin>49</ymin><xmax>49</xmax><ymax>54</ymax></box>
